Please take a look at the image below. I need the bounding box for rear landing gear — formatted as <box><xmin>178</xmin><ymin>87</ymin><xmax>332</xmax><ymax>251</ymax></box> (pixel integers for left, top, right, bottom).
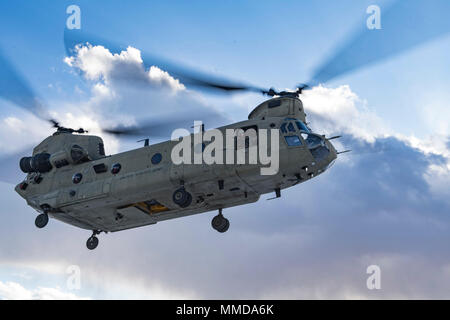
<box><xmin>86</xmin><ymin>230</ymin><xmax>102</xmax><ymax>250</ymax></box>
<box><xmin>211</xmin><ymin>209</ymin><xmax>229</xmax><ymax>233</ymax></box>
<box><xmin>35</xmin><ymin>213</ymin><xmax>49</xmax><ymax>229</ymax></box>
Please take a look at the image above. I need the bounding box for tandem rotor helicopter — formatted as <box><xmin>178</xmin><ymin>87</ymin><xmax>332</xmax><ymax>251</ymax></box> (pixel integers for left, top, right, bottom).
<box><xmin>0</xmin><ymin>1</ymin><xmax>449</xmax><ymax>249</ymax></box>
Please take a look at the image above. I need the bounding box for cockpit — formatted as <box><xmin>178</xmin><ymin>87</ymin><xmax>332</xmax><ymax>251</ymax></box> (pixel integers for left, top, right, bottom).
<box><xmin>279</xmin><ymin>118</ymin><xmax>332</xmax><ymax>162</ymax></box>
<box><xmin>280</xmin><ymin>118</ymin><xmax>310</xmax><ymax>135</ymax></box>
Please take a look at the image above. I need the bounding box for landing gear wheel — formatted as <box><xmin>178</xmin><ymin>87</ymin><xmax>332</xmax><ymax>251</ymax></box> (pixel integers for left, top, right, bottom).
<box><xmin>86</xmin><ymin>236</ymin><xmax>99</xmax><ymax>250</ymax></box>
<box><xmin>211</xmin><ymin>211</ymin><xmax>230</xmax><ymax>233</ymax></box>
<box><xmin>173</xmin><ymin>187</ymin><xmax>193</xmax><ymax>208</ymax></box>
<box><xmin>35</xmin><ymin>213</ymin><xmax>49</xmax><ymax>229</ymax></box>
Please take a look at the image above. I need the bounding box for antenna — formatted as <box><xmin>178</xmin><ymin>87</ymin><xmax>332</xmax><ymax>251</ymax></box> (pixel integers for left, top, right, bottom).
<box><xmin>138</xmin><ymin>138</ymin><xmax>150</xmax><ymax>146</ymax></box>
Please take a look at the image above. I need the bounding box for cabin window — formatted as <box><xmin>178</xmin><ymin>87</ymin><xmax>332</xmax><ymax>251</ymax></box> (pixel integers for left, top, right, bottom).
<box><xmin>284</xmin><ymin>135</ymin><xmax>302</xmax><ymax>146</ymax></box>
<box><xmin>72</xmin><ymin>173</ymin><xmax>83</xmax><ymax>184</ymax></box>
<box><xmin>280</xmin><ymin>123</ymin><xmax>287</xmax><ymax>134</ymax></box>
<box><xmin>151</xmin><ymin>153</ymin><xmax>162</xmax><ymax>165</ymax></box>
<box><xmin>111</xmin><ymin>163</ymin><xmax>121</xmax><ymax>174</ymax></box>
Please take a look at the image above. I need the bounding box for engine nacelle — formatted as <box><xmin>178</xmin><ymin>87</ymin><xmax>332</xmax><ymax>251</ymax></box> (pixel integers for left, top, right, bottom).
<box><xmin>19</xmin><ymin>132</ymin><xmax>106</xmax><ymax>174</ymax></box>
<box><xmin>20</xmin><ymin>153</ymin><xmax>53</xmax><ymax>173</ymax></box>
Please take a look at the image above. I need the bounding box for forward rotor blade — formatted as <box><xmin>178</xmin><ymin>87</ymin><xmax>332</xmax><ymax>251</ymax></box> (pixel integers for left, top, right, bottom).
<box><xmin>310</xmin><ymin>0</ymin><xmax>450</xmax><ymax>85</ymax></box>
<box><xmin>64</xmin><ymin>29</ymin><xmax>266</xmax><ymax>95</ymax></box>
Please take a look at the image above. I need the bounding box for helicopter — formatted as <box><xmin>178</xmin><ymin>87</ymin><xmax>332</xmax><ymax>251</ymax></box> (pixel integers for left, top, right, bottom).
<box><xmin>1</xmin><ymin>1</ymin><xmax>449</xmax><ymax>250</ymax></box>
<box><xmin>13</xmin><ymin>81</ymin><xmax>339</xmax><ymax>250</ymax></box>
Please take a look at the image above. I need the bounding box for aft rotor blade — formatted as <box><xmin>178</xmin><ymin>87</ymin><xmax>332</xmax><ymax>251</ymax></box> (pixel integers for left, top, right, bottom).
<box><xmin>309</xmin><ymin>0</ymin><xmax>450</xmax><ymax>85</ymax></box>
<box><xmin>0</xmin><ymin>148</ymin><xmax>31</xmax><ymax>185</ymax></box>
<box><xmin>64</xmin><ymin>29</ymin><xmax>267</xmax><ymax>95</ymax></box>
<box><xmin>0</xmin><ymin>47</ymin><xmax>52</xmax><ymax>122</ymax></box>
<box><xmin>103</xmin><ymin>120</ymin><xmax>187</xmax><ymax>138</ymax></box>
<box><xmin>102</xmin><ymin>110</ymin><xmax>228</xmax><ymax>138</ymax></box>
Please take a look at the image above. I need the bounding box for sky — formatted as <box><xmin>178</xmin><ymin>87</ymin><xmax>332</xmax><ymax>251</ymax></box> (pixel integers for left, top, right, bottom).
<box><xmin>0</xmin><ymin>0</ymin><xmax>449</xmax><ymax>299</ymax></box>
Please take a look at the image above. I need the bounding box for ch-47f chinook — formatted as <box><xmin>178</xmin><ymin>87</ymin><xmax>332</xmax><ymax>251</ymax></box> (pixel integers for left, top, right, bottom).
<box><xmin>14</xmin><ymin>92</ymin><xmax>339</xmax><ymax>250</ymax></box>
<box><xmin>1</xmin><ymin>1</ymin><xmax>448</xmax><ymax>249</ymax></box>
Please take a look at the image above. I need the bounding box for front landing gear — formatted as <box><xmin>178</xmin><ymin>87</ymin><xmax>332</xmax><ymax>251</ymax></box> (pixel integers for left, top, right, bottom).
<box><xmin>86</xmin><ymin>230</ymin><xmax>102</xmax><ymax>250</ymax></box>
<box><xmin>35</xmin><ymin>213</ymin><xmax>49</xmax><ymax>229</ymax></box>
<box><xmin>173</xmin><ymin>187</ymin><xmax>192</xmax><ymax>208</ymax></box>
<box><xmin>211</xmin><ymin>209</ymin><xmax>230</xmax><ymax>233</ymax></box>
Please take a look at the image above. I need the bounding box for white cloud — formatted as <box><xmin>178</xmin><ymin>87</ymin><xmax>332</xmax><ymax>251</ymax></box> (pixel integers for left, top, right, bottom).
<box><xmin>0</xmin><ymin>281</ymin><xmax>90</xmax><ymax>300</ymax></box>
<box><xmin>61</xmin><ymin>44</ymin><xmax>229</xmax><ymax>151</ymax></box>
<box><xmin>0</xmin><ymin>281</ymin><xmax>33</xmax><ymax>300</ymax></box>
<box><xmin>0</xmin><ymin>114</ymin><xmax>51</xmax><ymax>154</ymax></box>
<box><xmin>302</xmin><ymin>85</ymin><xmax>389</xmax><ymax>142</ymax></box>
<box><xmin>0</xmin><ymin>261</ymin><xmax>197</xmax><ymax>300</ymax></box>
<box><xmin>301</xmin><ymin>85</ymin><xmax>450</xmax><ymax>195</ymax></box>
<box><xmin>64</xmin><ymin>44</ymin><xmax>185</xmax><ymax>93</ymax></box>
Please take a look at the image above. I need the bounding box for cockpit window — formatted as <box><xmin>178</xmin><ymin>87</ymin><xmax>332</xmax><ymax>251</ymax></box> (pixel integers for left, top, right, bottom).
<box><xmin>280</xmin><ymin>118</ymin><xmax>310</xmax><ymax>135</ymax></box>
<box><xmin>301</xmin><ymin>133</ymin><xmax>322</xmax><ymax>149</ymax></box>
<box><xmin>287</xmin><ymin>122</ymin><xmax>295</xmax><ymax>132</ymax></box>
<box><xmin>296</xmin><ymin>121</ymin><xmax>310</xmax><ymax>133</ymax></box>
<box><xmin>284</xmin><ymin>135</ymin><xmax>302</xmax><ymax>146</ymax></box>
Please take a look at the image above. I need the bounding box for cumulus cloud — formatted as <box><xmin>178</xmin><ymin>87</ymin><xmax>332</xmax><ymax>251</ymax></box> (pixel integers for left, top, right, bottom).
<box><xmin>302</xmin><ymin>85</ymin><xmax>389</xmax><ymax>142</ymax></box>
<box><xmin>64</xmin><ymin>45</ymin><xmax>185</xmax><ymax>92</ymax></box>
<box><xmin>302</xmin><ymin>85</ymin><xmax>450</xmax><ymax>198</ymax></box>
<box><xmin>62</xmin><ymin>44</ymin><xmax>229</xmax><ymax>150</ymax></box>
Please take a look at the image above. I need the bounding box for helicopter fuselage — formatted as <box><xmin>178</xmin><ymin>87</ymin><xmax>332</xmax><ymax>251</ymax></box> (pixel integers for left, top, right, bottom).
<box><xmin>15</xmin><ymin>97</ymin><xmax>337</xmax><ymax>233</ymax></box>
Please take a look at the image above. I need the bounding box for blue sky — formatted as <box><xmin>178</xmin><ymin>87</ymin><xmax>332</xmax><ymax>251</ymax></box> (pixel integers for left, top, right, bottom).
<box><xmin>1</xmin><ymin>0</ymin><xmax>449</xmax><ymax>135</ymax></box>
<box><xmin>0</xmin><ymin>1</ymin><xmax>450</xmax><ymax>299</ymax></box>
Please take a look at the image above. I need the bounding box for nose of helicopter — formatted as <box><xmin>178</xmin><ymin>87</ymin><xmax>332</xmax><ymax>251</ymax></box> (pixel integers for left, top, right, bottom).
<box><xmin>302</xmin><ymin>132</ymin><xmax>337</xmax><ymax>173</ymax></box>
<box><xmin>324</xmin><ymin>138</ymin><xmax>338</xmax><ymax>168</ymax></box>
<box><xmin>313</xmin><ymin>136</ymin><xmax>337</xmax><ymax>174</ymax></box>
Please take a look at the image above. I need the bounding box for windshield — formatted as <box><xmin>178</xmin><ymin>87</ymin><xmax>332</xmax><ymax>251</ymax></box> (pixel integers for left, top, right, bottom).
<box><xmin>300</xmin><ymin>132</ymin><xmax>323</xmax><ymax>149</ymax></box>
<box><xmin>295</xmin><ymin>120</ymin><xmax>309</xmax><ymax>133</ymax></box>
<box><xmin>281</xmin><ymin>118</ymin><xmax>310</xmax><ymax>133</ymax></box>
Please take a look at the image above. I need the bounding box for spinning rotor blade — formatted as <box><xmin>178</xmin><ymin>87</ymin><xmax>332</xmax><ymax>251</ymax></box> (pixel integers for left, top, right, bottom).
<box><xmin>102</xmin><ymin>109</ymin><xmax>228</xmax><ymax>138</ymax></box>
<box><xmin>103</xmin><ymin>119</ymin><xmax>189</xmax><ymax>138</ymax></box>
<box><xmin>0</xmin><ymin>148</ymin><xmax>32</xmax><ymax>185</ymax></box>
<box><xmin>309</xmin><ymin>0</ymin><xmax>450</xmax><ymax>85</ymax></box>
<box><xmin>64</xmin><ymin>29</ymin><xmax>267</xmax><ymax>95</ymax></box>
<box><xmin>0</xmin><ymin>47</ymin><xmax>53</xmax><ymax>123</ymax></box>
<box><xmin>65</xmin><ymin>1</ymin><xmax>450</xmax><ymax>102</ymax></box>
